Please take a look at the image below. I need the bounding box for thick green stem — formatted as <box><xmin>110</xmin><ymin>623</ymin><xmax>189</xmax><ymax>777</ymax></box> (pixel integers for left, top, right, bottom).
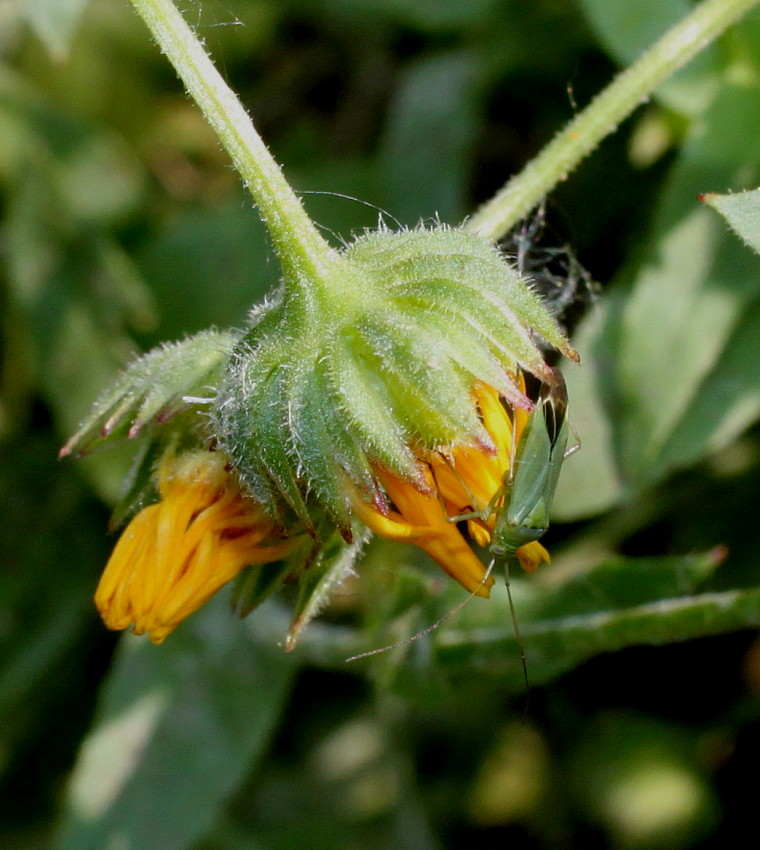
<box><xmin>467</xmin><ymin>0</ymin><xmax>760</xmax><ymax>241</ymax></box>
<box><xmin>128</xmin><ymin>0</ymin><xmax>339</xmax><ymax>291</ymax></box>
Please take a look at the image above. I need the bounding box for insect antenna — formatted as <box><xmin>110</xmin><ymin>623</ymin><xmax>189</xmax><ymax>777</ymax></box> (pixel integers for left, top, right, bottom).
<box><xmin>298</xmin><ymin>190</ymin><xmax>404</xmax><ymax>231</ymax></box>
<box><xmin>344</xmin><ymin>559</ymin><xmax>496</xmax><ymax>663</ymax></box>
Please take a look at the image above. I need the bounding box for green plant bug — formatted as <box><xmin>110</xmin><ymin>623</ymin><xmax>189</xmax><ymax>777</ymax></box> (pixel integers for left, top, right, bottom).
<box><xmin>488</xmin><ymin>367</ymin><xmax>574</xmax><ymax>693</ymax></box>
<box><xmin>442</xmin><ymin>368</ymin><xmax>575</xmax><ymax>694</ymax></box>
<box><xmin>490</xmin><ymin>368</ymin><xmax>571</xmax><ymax>561</ymax></box>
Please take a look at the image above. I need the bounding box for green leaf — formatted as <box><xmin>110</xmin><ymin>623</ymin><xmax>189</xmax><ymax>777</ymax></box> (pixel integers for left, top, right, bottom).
<box><xmin>658</xmin><ymin>295</ymin><xmax>760</xmax><ymax>471</ymax></box>
<box><xmin>530</xmin><ymin>552</ymin><xmax>719</xmax><ymax>619</ymax></box>
<box><xmin>137</xmin><ymin>201</ymin><xmax>279</xmax><ymax>345</ymax></box>
<box><xmin>552</xmin><ymin>316</ymin><xmax>623</xmax><ymax>521</ymax></box>
<box><xmin>0</xmin><ymin>434</ymin><xmax>107</xmax><ymax>754</ymax></box>
<box><xmin>703</xmin><ymin>186</ymin><xmax>760</xmax><ymax>254</ymax></box>
<box><xmin>556</xmin><ymin>83</ymin><xmax>760</xmax><ymax>519</ymax></box>
<box><xmin>433</xmin><ymin>551</ymin><xmax>750</xmax><ymax>688</ymax></box>
<box><xmin>0</xmin><ymin>90</ymin><xmax>154</xmax><ymax>499</ymax></box>
<box><xmin>296</xmin><ymin>0</ymin><xmax>499</xmax><ymax>32</ymax></box>
<box><xmin>23</xmin><ymin>0</ymin><xmax>90</xmax><ymax>60</ymax></box>
<box><xmin>52</xmin><ymin>599</ymin><xmax>297</xmax><ymax>850</ymax></box>
<box><xmin>442</xmin><ymin>584</ymin><xmax>760</xmax><ymax>686</ymax></box>
<box><xmin>286</xmin><ymin>549</ymin><xmax>743</xmax><ymax>692</ymax></box>
<box><xmin>377</xmin><ymin>51</ymin><xmax>486</xmax><ymax>223</ymax></box>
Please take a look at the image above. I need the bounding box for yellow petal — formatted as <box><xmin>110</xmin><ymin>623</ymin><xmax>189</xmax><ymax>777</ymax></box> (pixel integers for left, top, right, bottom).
<box><xmin>515</xmin><ymin>541</ymin><xmax>551</xmax><ymax>574</ymax></box>
<box><xmin>95</xmin><ymin>450</ymin><xmax>304</xmax><ymax>643</ymax></box>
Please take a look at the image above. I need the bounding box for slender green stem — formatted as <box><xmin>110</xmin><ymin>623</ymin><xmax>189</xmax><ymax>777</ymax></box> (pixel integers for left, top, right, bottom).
<box><xmin>467</xmin><ymin>0</ymin><xmax>760</xmax><ymax>241</ymax></box>
<box><xmin>128</xmin><ymin>0</ymin><xmax>338</xmax><ymax>289</ymax></box>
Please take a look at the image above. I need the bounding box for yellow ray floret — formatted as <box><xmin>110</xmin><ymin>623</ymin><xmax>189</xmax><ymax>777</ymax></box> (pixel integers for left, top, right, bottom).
<box><xmin>351</xmin><ymin>462</ymin><xmax>495</xmax><ymax>596</ymax></box>
<box><xmin>353</xmin><ymin>380</ymin><xmax>550</xmax><ymax>595</ymax></box>
<box><xmin>96</xmin><ymin>450</ymin><xmax>301</xmax><ymax>644</ymax></box>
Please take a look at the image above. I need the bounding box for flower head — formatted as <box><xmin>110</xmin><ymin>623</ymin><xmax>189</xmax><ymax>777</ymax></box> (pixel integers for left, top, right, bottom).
<box><xmin>95</xmin><ymin>449</ymin><xmax>303</xmax><ymax>644</ymax></box>
<box><xmin>65</xmin><ymin>227</ymin><xmax>574</xmax><ymax>645</ymax></box>
<box><xmin>215</xmin><ymin>225</ymin><xmax>577</xmax><ymax>536</ymax></box>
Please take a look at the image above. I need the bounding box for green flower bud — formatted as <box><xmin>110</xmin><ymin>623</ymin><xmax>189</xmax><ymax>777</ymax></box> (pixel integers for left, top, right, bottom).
<box><xmin>214</xmin><ymin>224</ymin><xmax>577</xmax><ymax>535</ymax></box>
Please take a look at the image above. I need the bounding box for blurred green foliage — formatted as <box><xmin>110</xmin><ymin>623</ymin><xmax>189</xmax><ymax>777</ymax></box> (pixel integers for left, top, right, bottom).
<box><xmin>3</xmin><ymin>0</ymin><xmax>760</xmax><ymax>847</ymax></box>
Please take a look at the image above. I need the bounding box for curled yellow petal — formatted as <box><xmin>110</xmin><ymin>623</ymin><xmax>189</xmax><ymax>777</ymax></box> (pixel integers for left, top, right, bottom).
<box><xmin>352</xmin><ymin>464</ymin><xmax>494</xmax><ymax>597</ymax></box>
<box><xmin>95</xmin><ymin>450</ymin><xmax>302</xmax><ymax>644</ymax></box>
<box><xmin>352</xmin><ymin>375</ymin><xmax>552</xmax><ymax>596</ymax></box>
<box><xmin>515</xmin><ymin>541</ymin><xmax>551</xmax><ymax>574</ymax></box>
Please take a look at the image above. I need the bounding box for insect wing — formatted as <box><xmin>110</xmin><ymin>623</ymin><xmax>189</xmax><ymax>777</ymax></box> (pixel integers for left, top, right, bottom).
<box><xmin>531</xmin><ymin>373</ymin><xmax>570</xmax><ymax>520</ymax></box>
<box><xmin>494</xmin><ymin>372</ymin><xmax>570</xmax><ymax>552</ymax></box>
<box><xmin>504</xmin><ymin>411</ymin><xmax>553</xmax><ymax>532</ymax></box>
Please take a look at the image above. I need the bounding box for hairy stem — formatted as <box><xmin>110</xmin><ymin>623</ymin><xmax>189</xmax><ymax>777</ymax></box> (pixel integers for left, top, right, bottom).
<box><xmin>467</xmin><ymin>0</ymin><xmax>760</xmax><ymax>241</ymax></box>
<box><xmin>128</xmin><ymin>0</ymin><xmax>338</xmax><ymax>290</ymax></box>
